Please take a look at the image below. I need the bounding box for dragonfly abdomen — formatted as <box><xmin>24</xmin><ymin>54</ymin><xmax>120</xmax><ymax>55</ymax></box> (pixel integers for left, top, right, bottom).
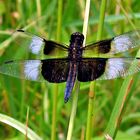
<box><xmin>64</xmin><ymin>62</ymin><xmax>77</xmax><ymax>102</ymax></box>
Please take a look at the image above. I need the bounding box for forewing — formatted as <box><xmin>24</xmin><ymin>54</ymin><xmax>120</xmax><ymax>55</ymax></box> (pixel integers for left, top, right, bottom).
<box><xmin>83</xmin><ymin>30</ymin><xmax>140</xmax><ymax>56</ymax></box>
<box><xmin>14</xmin><ymin>30</ymin><xmax>68</xmax><ymax>58</ymax></box>
<box><xmin>0</xmin><ymin>59</ymin><xmax>69</xmax><ymax>83</ymax></box>
<box><xmin>77</xmin><ymin>58</ymin><xmax>140</xmax><ymax>82</ymax></box>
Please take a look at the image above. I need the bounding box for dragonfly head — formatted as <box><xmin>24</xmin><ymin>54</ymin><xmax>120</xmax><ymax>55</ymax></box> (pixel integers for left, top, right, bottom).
<box><xmin>70</xmin><ymin>32</ymin><xmax>84</xmax><ymax>45</ymax></box>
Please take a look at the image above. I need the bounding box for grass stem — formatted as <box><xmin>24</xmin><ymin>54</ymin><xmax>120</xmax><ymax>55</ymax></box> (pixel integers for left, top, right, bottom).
<box><xmin>86</xmin><ymin>0</ymin><xmax>107</xmax><ymax>139</ymax></box>
<box><xmin>51</xmin><ymin>1</ymin><xmax>63</xmax><ymax>140</ymax></box>
<box><xmin>51</xmin><ymin>85</ymin><xmax>58</xmax><ymax>140</ymax></box>
<box><xmin>66</xmin><ymin>82</ymin><xmax>79</xmax><ymax>140</ymax></box>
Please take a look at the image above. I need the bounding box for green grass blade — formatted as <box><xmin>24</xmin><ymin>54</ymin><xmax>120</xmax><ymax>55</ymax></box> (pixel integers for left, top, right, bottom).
<box><xmin>51</xmin><ymin>1</ymin><xmax>63</xmax><ymax>140</ymax></box>
<box><xmin>105</xmin><ymin>49</ymin><xmax>140</xmax><ymax>139</ymax></box>
<box><xmin>105</xmin><ymin>2</ymin><xmax>140</xmax><ymax>138</ymax></box>
<box><xmin>105</xmin><ymin>77</ymin><xmax>133</xmax><ymax>138</ymax></box>
<box><xmin>0</xmin><ymin>113</ymin><xmax>42</xmax><ymax>140</ymax></box>
<box><xmin>96</xmin><ymin>0</ymin><xmax>107</xmax><ymax>41</ymax></box>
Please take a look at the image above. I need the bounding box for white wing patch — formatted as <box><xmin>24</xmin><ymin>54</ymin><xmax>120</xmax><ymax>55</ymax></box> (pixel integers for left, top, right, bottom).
<box><xmin>110</xmin><ymin>30</ymin><xmax>140</xmax><ymax>54</ymax></box>
<box><xmin>111</xmin><ymin>36</ymin><xmax>135</xmax><ymax>54</ymax></box>
<box><xmin>112</xmin><ymin>36</ymin><xmax>134</xmax><ymax>52</ymax></box>
<box><xmin>29</xmin><ymin>36</ymin><xmax>44</xmax><ymax>54</ymax></box>
<box><xmin>106</xmin><ymin>58</ymin><xmax>125</xmax><ymax>79</ymax></box>
<box><xmin>98</xmin><ymin>58</ymin><xmax>140</xmax><ymax>80</ymax></box>
<box><xmin>24</xmin><ymin>60</ymin><xmax>41</xmax><ymax>81</ymax></box>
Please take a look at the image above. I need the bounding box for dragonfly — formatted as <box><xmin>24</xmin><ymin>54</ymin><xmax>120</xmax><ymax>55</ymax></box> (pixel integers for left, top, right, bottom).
<box><xmin>0</xmin><ymin>29</ymin><xmax>140</xmax><ymax>103</ymax></box>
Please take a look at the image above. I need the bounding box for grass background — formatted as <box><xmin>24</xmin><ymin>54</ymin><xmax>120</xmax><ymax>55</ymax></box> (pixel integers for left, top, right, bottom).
<box><xmin>0</xmin><ymin>0</ymin><xmax>140</xmax><ymax>140</ymax></box>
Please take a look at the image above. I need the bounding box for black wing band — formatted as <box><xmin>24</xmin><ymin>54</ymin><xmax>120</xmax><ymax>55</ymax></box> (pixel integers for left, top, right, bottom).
<box><xmin>41</xmin><ymin>58</ymin><xmax>69</xmax><ymax>83</ymax></box>
<box><xmin>77</xmin><ymin>58</ymin><xmax>107</xmax><ymax>82</ymax></box>
<box><xmin>77</xmin><ymin>58</ymin><xmax>140</xmax><ymax>82</ymax></box>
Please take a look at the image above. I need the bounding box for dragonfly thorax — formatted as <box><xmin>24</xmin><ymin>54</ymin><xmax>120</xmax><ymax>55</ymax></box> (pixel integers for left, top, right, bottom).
<box><xmin>68</xmin><ymin>32</ymin><xmax>84</xmax><ymax>60</ymax></box>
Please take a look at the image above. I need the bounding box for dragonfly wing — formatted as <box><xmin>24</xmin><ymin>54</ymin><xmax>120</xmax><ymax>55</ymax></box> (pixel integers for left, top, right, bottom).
<box><xmin>77</xmin><ymin>58</ymin><xmax>140</xmax><ymax>82</ymax></box>
<box><xmin>0</xmin><ymin>60</ymin><xmax>43</xmax><ymax>81</ymax></box>
<box><xmin>110</xmin><ymin>30</ymin><xmax>140</xmax><ymax>54</ymax></box>
<box><xmin>77</xmin><ymin>58</ymin><xmax>108</xmax><ymax>82</ymax></box>
<box><xmin>0</xmin><ymin>59</ymin><xmax>69</xmax><ymax>83</ymax></box>
<box><xmin>14</xmin><ymin>30</ymin><xmax>68</xmax><ymax>57</ymax></box>
<box><xmin>83</xmin><ymin>30</ymin><xmax>140</xmax><ymax>56</ymax></box>
<box><xmin>41</xmin><ymin>59</ymin><xmax>69</xmax><ymax>83</ymax></box>
<box><xmin>98</xmin><ymin>58</ymin><xmax>140</xmax><ymax>80</ymax></box>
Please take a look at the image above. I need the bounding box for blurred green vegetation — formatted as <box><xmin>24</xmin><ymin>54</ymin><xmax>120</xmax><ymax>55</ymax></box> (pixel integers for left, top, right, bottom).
<box><xmin>0</xmin><ymin>0</ymin><xmax>140</xmax><ymax>140</ymax></box>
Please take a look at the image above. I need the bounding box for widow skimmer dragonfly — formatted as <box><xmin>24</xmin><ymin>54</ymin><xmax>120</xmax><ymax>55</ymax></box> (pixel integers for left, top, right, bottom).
<box><xmin>0</xmin><ymin>30</ymin><xmax>140</xmax><ymax>102</ymax></box>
